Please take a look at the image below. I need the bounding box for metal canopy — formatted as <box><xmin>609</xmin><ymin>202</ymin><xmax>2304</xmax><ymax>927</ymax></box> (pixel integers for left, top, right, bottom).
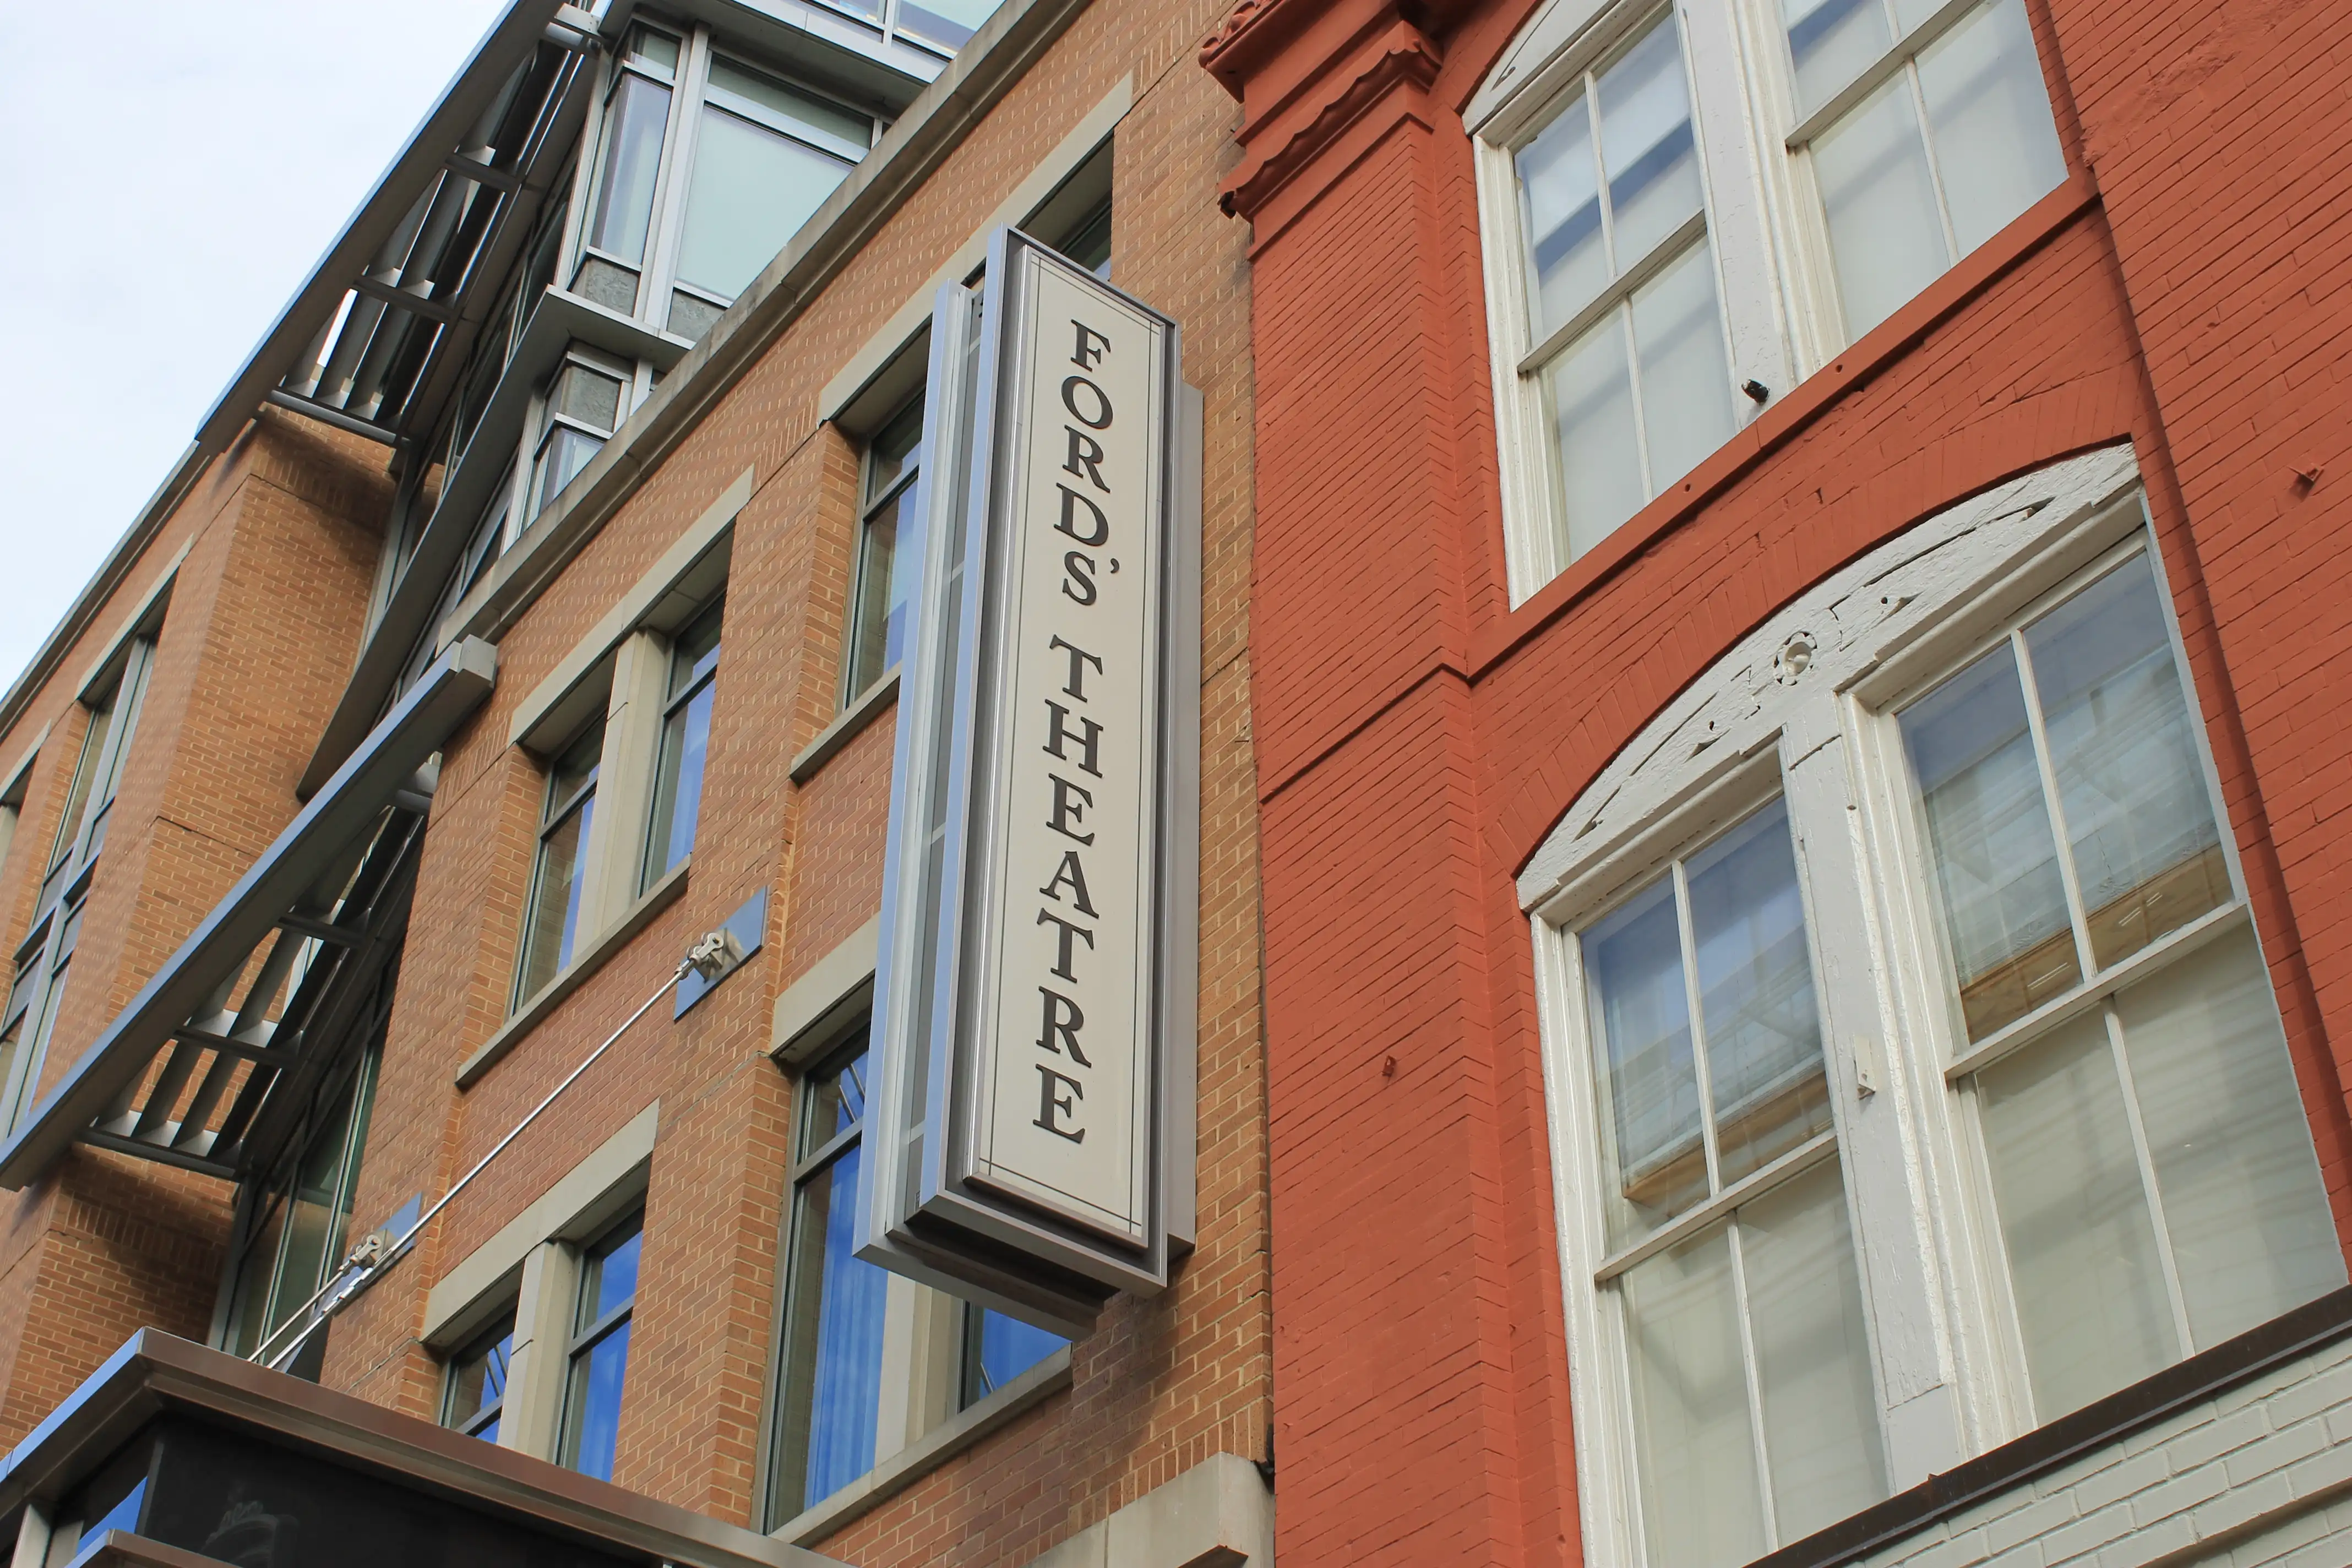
<box><xmin>193</xmin><ymin>1</ymin><xmax>594</xmax><ymax>456</ymax></box>
<box><xmin>0</xmin><ymin>640</ymin><xmax>498</xmax><ymax>1192</ymax></box>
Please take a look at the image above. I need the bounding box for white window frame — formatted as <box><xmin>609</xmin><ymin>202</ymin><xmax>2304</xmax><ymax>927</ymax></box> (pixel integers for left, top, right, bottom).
<box><xmin>1522</xmin><ymin>448</ymin><xmax>2340</xmax><ymax>1566</ymax></box>
<box><xmin>1470</xmin><ymin>0</ymin><xmax>2067</xmax><ymax>605</ymax></box>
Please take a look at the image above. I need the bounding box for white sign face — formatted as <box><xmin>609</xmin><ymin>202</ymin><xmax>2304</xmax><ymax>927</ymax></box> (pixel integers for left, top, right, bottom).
<box><xmin>962</xmin><ymin>246</ymin><xmax>1168</xmax><ymax>1247</ymax></box>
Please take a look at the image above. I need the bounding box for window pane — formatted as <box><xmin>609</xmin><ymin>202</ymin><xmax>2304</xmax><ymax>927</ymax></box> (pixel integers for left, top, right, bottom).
<box><xmin>624</xmin><ymin>24</ymin><xmax>679</xmax><ymax>75</ymax></box>
<box><xmin>1812</xmin><ymin>78</ymin><xmax>1950</xmax><ymax>338</ymax></box>
<box><xmin>1685</xmin><ymin>801</ymin><xmax>1831</xmax><ymax>1186</ymax></box>
<box><xmin>1899</xmin><ymin>641</ymin><xmax>2078</xmax><ymax>1040</ymax></box>
<box><xmin>1629</xmin><ymin>241</ymin><xmax>1734</xmax><ymax>503</ymax></box>
<box><xmin>845</xmin><ymin>493</ymin><xmax>905</xmax><ymax>696</ymax></box>
<box><xmin>963</xmin><ymin>1308</ymin><xmax>1065</xmax><ymax>1406</ymax></box>
<box><xmin>2024</xmin><ymin>555</ymin><xmax>2227</xmax><ymax>971</ymax></box>
<box><xmin>1587</xmin><ymin>878</ymin><xmax>1705</xmax><ymax>1246</ymax></box>
<box><xmin>1518</xmin><ymin>94</ymin><xmax>1607</xmax><ymax>337</ymax></box>
<box><xmin>564</xmin><ymin>1320</ymin><xmax>632</xmax><ymax>1480</ymax></box>
<box><xmin>581</xmin><ymin>1223</ymin><xmax>642</xmax><ymax>1329</ymax></box>
<box><xmin>1548</xmin><ymin>314</ymin><xmax>1645</xmax><ymax>562</ymax></box>
<box><xmin>1740</xmin><ymin>1162</ymin><xmax>1886</xmax><ymax>1544</ymax></box>
<box><xmin>1916</xmin><ymin>0</ymin><xmax>2064</xmax><ymax>254</ymax></box>
<box><xmin>866</xmin><ymin>398</ymin><xmax>925</xmax><ymax>505</ymax></box>
<box><xmin>519</xmin><ymin>794</ymin><xmax>594</xmax><ymax>998</ymax></box>
<box><xmin>798</xmin><ymin>1049</ymin><xmax>868</xmax><ymax>1159</ymax></box>
<box><xmin>533</xmin><ymin>426</ymin><xmax>606</xmax><ymax>520</ymax></box>
<box><xmin>445</xmin><ymin>1321</ymin><xmax>515</xmax><ymax>1432</ymax></box>
<box><xmin>1977</xmin><ymin>1013</ymin><xmax>2176</xmax><ymax>1418</ymax></box>
<box><xmin>646</xmin><ymin>680</ymin><xmax>714</xmax><ymax>885</ymax></box>
<box><xmin>675</xmin><ymin>107</ymin><xmax>854</xmax><ymax>299</ymax></box>
<box><xmin>49</xmin><ymin>702</ymin><xmax>115</xmax><ymax>877</ymax></box>
<box><xmin>2117</xmin><ymin>928</ymin><xmax>2344</xmax><ymax>1348</ymax></box>
<box><xmin>706</xmin><ymin>61</ymin><xmax>871</xmax><ymax>160</ymax></box>
<box><xmin>586</xmin><ymin>73</ymin><xmax>672</xmax><ymax>266</ymax></box>
<box><xmin>1597</xmin><ymin>17</ymin><xmax>1702</xmax><ymax>271</ymax></box>
<box><xmin>778</xmin><ymin>1145</ymin><xmax>888</xmax><ymax>1511</ymax></box>
<box><xmin>897</xmin><ymin>0</ymin><xmax>1003</xmax><ymax>52</ymax></box>
<box><xmin>1785</xmin><ymin>0</ymin><xmax>1892</xmax><ymax>112</ymax></box>
<box><xmin>262</xmin><ymin>1081</ymin><xmax>362</xmax><ymax>1348</ymax></box>
<box><xmin>1620</xmin><ymin>1228</ymin><xmax>1766</xmax><ymax>1568</ymax></box>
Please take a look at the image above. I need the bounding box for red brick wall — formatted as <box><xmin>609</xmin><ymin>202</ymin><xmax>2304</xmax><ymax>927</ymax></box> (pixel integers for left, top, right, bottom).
<box><xmin>1207</xmin><ymin>0</ymin><xmax>2352</xmax><ymax>1562</ymax></box>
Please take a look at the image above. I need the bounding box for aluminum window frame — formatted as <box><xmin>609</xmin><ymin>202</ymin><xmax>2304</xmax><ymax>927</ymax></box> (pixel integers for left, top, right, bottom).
<box><xmin>556</xmin><ymin>1208</ymin><xmax>644</xmax><ymax>1477</ymax></box>
<box><xmin>639</xmin><ymin>596</ymin><xmax>725</xmax><ymax>894</ymax></box>
<box><xmin>842</xmin><ymin>391</ymin><xmax>925</xmax><ymax>707</ymax></box>
<box><xmin>514</xmin><ymin>717</ymin><xmax>606</xmax><ymax>1010</ymax></box>
<box><xmin>442</xmin><ymin>1308</ymin><xmax>520</xmax><ymax>1440</ymax></box>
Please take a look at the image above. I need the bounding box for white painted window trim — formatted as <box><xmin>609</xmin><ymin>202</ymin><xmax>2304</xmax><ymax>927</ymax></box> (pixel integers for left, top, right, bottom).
<box><xmin>1519</xmin><ymin>448</ymin><xmax>2328</xmax><ymax>1566</ymax></box>
<box><xmin>1468</xmin><ymin>0</ymin><xmax>1793</xmax><ymax>603</ymax></box>
<box><xmin>1468</xmin><ymin>0</ymin><xmax>2065</xmax><ymax>604</ymax></box>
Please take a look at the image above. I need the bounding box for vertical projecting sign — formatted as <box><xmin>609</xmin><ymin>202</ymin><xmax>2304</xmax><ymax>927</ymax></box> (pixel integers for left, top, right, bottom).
<box><xmin>859</xmin><ymin>228</ymin><xmax>1198</xmax><ymax>1337</ymax></box>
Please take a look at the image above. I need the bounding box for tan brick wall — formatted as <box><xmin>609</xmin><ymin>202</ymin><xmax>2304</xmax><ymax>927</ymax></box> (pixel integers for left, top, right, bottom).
<box><xmin>319</xmin><ymin>0</ymin><xmax>1267</xmax><ymax>1561</ymax></box>
<box><xmin>0</xmin><ymin>407</ymin><xmax>393</xmax><ymax>1445</ymax></box>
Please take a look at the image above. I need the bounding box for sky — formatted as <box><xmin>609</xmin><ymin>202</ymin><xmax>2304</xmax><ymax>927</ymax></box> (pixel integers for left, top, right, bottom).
<box><xmin>0</xmin><ymin>0</ymin><xmax>513</xmax><ymax>685</ymax></box>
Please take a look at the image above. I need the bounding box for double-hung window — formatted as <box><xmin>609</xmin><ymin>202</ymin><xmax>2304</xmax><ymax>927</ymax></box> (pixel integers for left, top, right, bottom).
<box><xmin>1476</xmin><ymin>0</ymin><xmax>2067</xmax><ymax>597</ymax></box>
<box><xmin>1892</xmin><ymin>549</ymin><xmax>2342</xmax><ymax>1420</ymax></box>
<box><xmin>1575</xmin><ymin>798</ymin><xmax>1882</xmax><ymax>1564</ymax></box>
<box><xmin>443</xmin><ymin>1314</ymin><xmax>518</xmax><ymax>1441</ymax></box>
<box><xmin>559</xmin><ymin>1212</ymin><xmax>643</xmax><ymax>1480</ymax></box>
<box><xmin>1784</xmin><ymin>0</ymin><xmax>2065</xmax><ymax>338</ymax></box>
<box><xmin>843</xmin><ymin>396</ymin><xmax>924</xmax><ymax>703</ymax></box>
<box><xmin>517</xmin><ymin>720</ymin><xmax>604</xmax><ymax>1004</ymax></box>
<box><xmin>1</xmin><ymin>639</ymin><xmax>154</xmax><ymax>1129</ymax></box>
<box><xmin>1533</xmin><ymin>465</ymin><xmax>2345</xmax><ymax>1568</ymax></box>
<box><xmin>644</xmin><ymin>600</ymin><xmax>723</xmax><ymax>891</ymax></box>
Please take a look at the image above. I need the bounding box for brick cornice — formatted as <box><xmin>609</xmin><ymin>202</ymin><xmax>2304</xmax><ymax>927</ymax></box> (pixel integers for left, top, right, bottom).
<box><xmin>1215</xmin><ymin>18</ymin><xmax>1442</xmax><ymax>218</ymax></box>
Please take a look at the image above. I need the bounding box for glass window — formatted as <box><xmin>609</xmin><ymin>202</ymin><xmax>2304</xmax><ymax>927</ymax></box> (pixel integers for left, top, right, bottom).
<box><xmin>222</xmin><ymin>1045</ymin><xmax>380</xmax><ymax>1378</ymax></box>
<box><xmin>767</xmin><ymin>1038</ymin><xmax>889</xmax><ymax>1525</ymax></box>
<box><xmin>559</xmin><ymin>1213</ymin><xmax>643</xmax><ymax>1481</ymax></box>
<box><xmin>1057</xmin><ymin>199</ymin><xmax>1113</xmax><ymax>280</ymax></box>
<box><xmin>1511</xmin><ymin>12</ymin><xmax>1735</xmax><ymax>562</ymax></box>
<box><xmin>443</xmin><ymin>1315</ymin><xmax>516</xmax><ymax>1442</ymax></box>
<box><xmin>644</xmin><ymin>601</ymin><xmax>723</xmax><ymax>891</ymax></box>
<box><xmin>674</xmin><ymin>61</ymin><xmax>869</xmax><ymax>301</ymax></box>
<box><xmin>516</xmin><ymin>720</ymin><xmax>605</xmax><ymax>1005</ymax></box>
<box><xmin>1578</xmin><ymin>800</ymin><xmax>1885</xmax><ymax>1566</ymax></box>
<box><xmin>959</xmin><ymin>1306</ymin><xmax>1064</xmax><ymax>1408</ymax></box>
<box><xmin>529</xmin><ymin>357</ymin><xmax>628</xmax><ymax>522</ymax></box>
<box><xmin>896</xmin><ymin>0</ymin><xmax>1004</xmax><ymax>53</ymax></box>
<box><xmin>582</xmin><ymin>32</ymin><xmax>677</xmax><ymax>273</ymax></box>
<box><xmin>1788</xmin><ymin>0</ymin><xmax>2065</xmax><ymax>336</ymax></box>
<box><xmin>1897</xmin><ymin>552</ymin><xmax>2344</xmax><ymax>1419</ymax></box>
<box><xmin>844</xmin><ymin>396</ymin><xmax>924</xmax><ymax>701</ymax></box>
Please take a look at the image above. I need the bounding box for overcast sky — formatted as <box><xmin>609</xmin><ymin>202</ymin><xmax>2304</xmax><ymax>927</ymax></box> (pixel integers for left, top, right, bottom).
<box><xmin>0</xmin><ymin>0</ymin><xmax>511</xmax><ymax>684</ymax></box>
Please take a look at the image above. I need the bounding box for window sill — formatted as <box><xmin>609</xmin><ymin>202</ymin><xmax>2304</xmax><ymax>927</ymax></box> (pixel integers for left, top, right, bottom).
<box><xmin>771</xmin><ymin>1344</ymin><xmax>1071</xmax><ymax>1547</ymax></box>
<box><xmin>456</xmin><ymin>857</ymin><xmax>692</xmax><ymax>1088</ymax></box>
<box><xmin>788</xmin><ymin>667</ymin><xmax>899</xmax><ymax>784</ymax></box>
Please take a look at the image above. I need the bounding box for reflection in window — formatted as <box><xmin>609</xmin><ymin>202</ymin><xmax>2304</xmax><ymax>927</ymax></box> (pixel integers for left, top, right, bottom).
<box><xmin>769</xmin><ymin>1038</ymin><xmax>889</xmax><ymax>1523</ymax></box>
<box><xmin>530</xmin><ymin>355</ymin><xmax>628</xmax><ymax>521</ymax></box>
<box><xmin>1787</xmin><ymin>0</ymin><xmax>2065</xmax><ymax>336</ymax></box>
<box><xmin>560</xmin><ymin>1213</ymin><xmax>643</xmax><ymax>1481</ymax></box>
<box><xmin>674</xmin><ymin>59</ymin><xmax>870</xmax><ymax>302</ymax></box>
<box><xmin>443</xmin><ymin>1315</ymin><xmax>517</xmax><ymax>1442</ymax></box>
<box><xmin>896</xmin><ymin>0</ymin><xmax>1004</xmax><ymax>53</ymax></box>
<box><xmin>578</xmin><ymin>25</ymin><xmax>679</xmax><ymax>311</ymax></box>
<box><xmin>845</xmin><ymin>396</ymin><xmax>924</xmax><ymax>701</ymax></box>
<box><xmin>1581</xmin><ymin>799</ymin><xmax>1882</xmax><ymax>1565</ymax></box>
<box><xmin>1899</xmin><ymin>551</ymin><xmax>2343</xmax><ymax>1420</ymax></box>
<box><xmin>517</xmin><ymin>720</ymin><xmax>604</xmax><ymax>1005</ymax></box>
<box><xmin>1512</xmin><ymin>13</ymin><xmax>1733</xmax><ymax>561</ymax></box>
<box><xmin>222</xmin><ymin>1044</ymin><xmax>381</xmax><ymax>1379</ymax></box>
<box><xmin>644</xmin><ymin>600</ymin><xmax>723</xmax><ymax>890</ymax></box>
<box><xmin>960</xmin><ymin>1306</ymin><xmax>1064</xmax><ymax>1408</ymax></box>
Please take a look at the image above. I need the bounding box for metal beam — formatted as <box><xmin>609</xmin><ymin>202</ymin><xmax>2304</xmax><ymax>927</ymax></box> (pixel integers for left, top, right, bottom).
<box><xmin>0</xmin><ymin>639</ymin><xmax>497</xmax><ymax>1190</ymax></box>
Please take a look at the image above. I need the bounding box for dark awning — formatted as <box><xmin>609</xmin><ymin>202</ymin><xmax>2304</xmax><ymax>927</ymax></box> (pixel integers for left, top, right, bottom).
<box><xmin>0</xmin><ymin>639</ymin><xmax>497</xmax><ymax>1191</ymax></box>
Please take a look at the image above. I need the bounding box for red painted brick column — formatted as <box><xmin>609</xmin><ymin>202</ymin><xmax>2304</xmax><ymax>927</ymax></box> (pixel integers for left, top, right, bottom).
<box><xmin>1202</xmin><ymin>4</ymin><xmax>1577</xmax><ymax>1564</ymax></box>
